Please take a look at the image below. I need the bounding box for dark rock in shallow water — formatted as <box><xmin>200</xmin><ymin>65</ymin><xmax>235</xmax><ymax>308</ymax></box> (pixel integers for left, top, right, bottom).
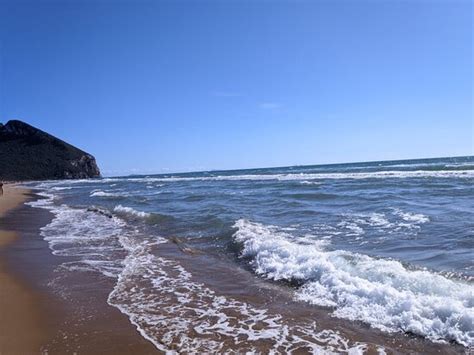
<box><xmin>0</xmin><ymin>120</ymin><xmax>101</xmax><ymax>181</ymax></box>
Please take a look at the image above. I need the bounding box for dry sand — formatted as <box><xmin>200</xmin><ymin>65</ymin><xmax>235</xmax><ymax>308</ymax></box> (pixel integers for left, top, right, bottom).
<box><xmin>0</xmin><ymin>184</ymin><xmax>47</xmax><ymax>354</ymax></box>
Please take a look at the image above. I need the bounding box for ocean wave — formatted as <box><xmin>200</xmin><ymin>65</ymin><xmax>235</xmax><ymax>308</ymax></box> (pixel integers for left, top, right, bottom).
<box><xmin>113</xmin><ymin>205</ymin><xmax>151</xmax><ymax>219</ymax></box>
<box><xmin>232</xmin><ymin>219</ymin><xmax>474</xmax><ymax>347</ymax></box>
<box><xmin>337</xmin><ymin>210</ymin><xmax>429</xmax><ymax>237</ymax></box>
<box><xmin>300</xmin><ymin>181</ymin><xmax>321</xmax><ymax>185</ymax></box>
<box><xmin>51</xmin><ymin>186</ymin><xmax>74</xmax><ymax>191</ymax></box>
<box><xmin>90</xmin><ymin>190</ymin><xmax>126</xmax><ymax>197</ymax></box>
<box><xmin>24</xmin><ymin>169</ymin><xmax>474</xmax><ymax>190</ymax></box>
<box><xmin>392</xmin><ymin>209</ymin><xmax>430</xmax><ymax>224</ymax></box>
<box><xmin>28</xmin><ymin>192</ymin><xmax>370</xmax><ymax>353</ymax></box>
<box><xmin>27</xmin><ymin>195</ymin><xmax>125</xmax><ymax>278</ymax></box>
<box><xmin>122</xmin><ymin>170</ymin><xmax>474</xmax><ymax>183</ymax></box>
<box><xmin>26</xmin><ymin>191</ymin><xmax>57</xmax><ymax>207</ymax></box>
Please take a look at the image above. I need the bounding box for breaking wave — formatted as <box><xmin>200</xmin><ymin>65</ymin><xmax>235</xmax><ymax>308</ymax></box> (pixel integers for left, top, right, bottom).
<box><xmin>113</xmin><ymin>205</ymin><xmax>151</xmax><ymax>219</ymax></box>
<box><xmin>233</xmin><ymin>219</ymin><xmax>474</xmax><ymax>347</ymax></box>
<box><xmin>90</xmin><ymin>190</ymin><xmax>126</xmax><ymax>198</ymax></box>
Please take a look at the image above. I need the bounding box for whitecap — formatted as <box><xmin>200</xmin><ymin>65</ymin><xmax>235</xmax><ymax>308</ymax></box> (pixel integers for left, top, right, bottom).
<box><xmin>113</xmin><ymin>205</ymin><xmax>151</xmax><ymax>219</ymax></box>
<box><xmin>338</xmin><ymin>210</ymin><xmax>429</xmax><ymax>236</ymax></box>
<box><xmin>233</xmin><ymin>219</ymin><xmax>474</xmax><ymax>347</ymax></box>
<box><xmin>90</xmin><ymin>190</ymin><xmax>125</xmax><ymax>197</ymax></box>
<box><xmin>392</xmin><ymin>209</ymin><xmax>430</xmax><ymax>224</ymax></box>
<box><xmin>300</xmin><ymin>181</ymin><xmax>321</xmax><ymax>185</ymax></box>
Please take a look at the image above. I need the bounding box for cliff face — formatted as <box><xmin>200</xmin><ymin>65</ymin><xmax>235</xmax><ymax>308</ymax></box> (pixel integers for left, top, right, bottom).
<box><xmin>0</xmin><ymin>120</ymin><xmax>101</xmax><ymax>181</ymax></box>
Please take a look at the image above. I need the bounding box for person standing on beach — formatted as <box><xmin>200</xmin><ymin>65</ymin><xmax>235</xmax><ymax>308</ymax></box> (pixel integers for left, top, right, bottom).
<box><xmin>0</xmin><ymin>183</ymin><xmax>3</xmax><ymax>196</ymax></box>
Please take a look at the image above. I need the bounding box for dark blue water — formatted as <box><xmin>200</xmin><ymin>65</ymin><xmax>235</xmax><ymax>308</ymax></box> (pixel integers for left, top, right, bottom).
<box><xmin>26</xmin><ymin>156</ymin><xmax>474</xmax><ymax>350</ymax></box>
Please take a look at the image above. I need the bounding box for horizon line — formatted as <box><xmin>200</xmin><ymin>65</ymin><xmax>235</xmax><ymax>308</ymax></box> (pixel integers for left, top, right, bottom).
<box><xmin>104</xmin><ymin>154</ymin><xmax>473</xmax><ymax>178</ymax></box>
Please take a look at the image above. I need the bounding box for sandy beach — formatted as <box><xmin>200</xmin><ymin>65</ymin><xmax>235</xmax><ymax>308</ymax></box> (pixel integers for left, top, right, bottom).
<box><xmin>0</xmin><ymin>185</ymin><xmax>157</xmax><ymax>354</ymax></box>
<box><xmin>0</xmin><ymin>184</ymin><xmax>47</xmax><ymax>353</ymax></box>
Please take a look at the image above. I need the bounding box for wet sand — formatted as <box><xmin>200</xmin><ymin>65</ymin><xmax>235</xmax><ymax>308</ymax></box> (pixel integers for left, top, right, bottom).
<box><xmin>0</xmin><ymin>185</ymin><xmax>47</xmax><ymax>354</ymax></box>
<box><xmin>0</xmin><ymin>185</ymin><xmax>158</xmax><ymax>354</ymax></box>
<box><xmin>157</xmin><ymin>239</ymin><xmax>467</xmax><ymax>354</ymax></box>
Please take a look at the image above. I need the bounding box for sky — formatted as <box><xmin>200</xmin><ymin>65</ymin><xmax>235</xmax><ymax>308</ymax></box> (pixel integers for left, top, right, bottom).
<box><xmin>0</xmin><ymin>0</ymin><xmax>472</xmax><ymax>176</ymax></box>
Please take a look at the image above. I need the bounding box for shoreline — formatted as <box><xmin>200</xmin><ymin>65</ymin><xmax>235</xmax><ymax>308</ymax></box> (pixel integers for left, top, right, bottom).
<box><xmin>0</xmin><ymin>185</ymin><xmax>158</xmax><ymax>354</ymax></box>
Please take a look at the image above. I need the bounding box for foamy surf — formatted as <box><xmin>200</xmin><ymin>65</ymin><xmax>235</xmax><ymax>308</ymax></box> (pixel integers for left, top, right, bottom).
<box><xmin>90</xmin><ymin>190</ymin><xmax>127</xmax><ymax>197</ymax></box>
<box><xmin>27</xmin><ymin>191</ymin><xmax>372</xmax><ymax>353</ymax></box>
<box><xmin>27</xmin><ymin>193</ymin><xmax>126</xmax><ymax>278</ymax></box>
<box><xmin>109</xmin><ymin>235</ymin><xmax>370</xmax><ymax>353</ymax></box>
<box><xmin>113</xmin><ymin>204</ymin><xmax>151</xmax><ymax>219</ymax></box>
<box><xmin>337</xmin><ymin>210</ymin><xmax>430</xmax><ymax>237</ymax></box>
<box><xmin>233</xmin><ymin>219</ymin><xmax>474</xmax><ymax>347</ymax></box>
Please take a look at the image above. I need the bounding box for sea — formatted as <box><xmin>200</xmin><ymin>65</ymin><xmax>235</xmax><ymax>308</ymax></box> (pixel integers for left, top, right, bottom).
<box><xmin>24</xmin><ymin>156</ymin><xmax>473</xmax><ymax>353</ymax></box>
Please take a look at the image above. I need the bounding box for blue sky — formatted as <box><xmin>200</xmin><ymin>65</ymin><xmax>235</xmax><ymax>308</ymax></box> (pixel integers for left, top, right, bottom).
<box><xmin>1</xmin><ymin>0</ymin><xmax>472</xmax><ymax>175</ymax></box>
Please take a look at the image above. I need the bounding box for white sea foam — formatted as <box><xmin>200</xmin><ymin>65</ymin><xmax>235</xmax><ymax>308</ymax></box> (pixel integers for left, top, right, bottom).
<box><xmin>233</xmin><ymin>219</ymin><xmax>474</xmax><ymax>347</ymax></box>
<box><xmin>27</xmin><ymin>195</ymin><xmax>125</xmax><ymax>277</ymax></box>
<box><xmin>337</xmin><ymin>221</ymin><xmax>365</xmax><ymax>236</ymax></box>
<box><xmin>349</xmin><ymin>213</ymin><xmax>394</xmax><ymax>230</ymax></box>
<box><xmin>51</xmin><ymin>186</ymin><xmax>74</xmax><ymax>191</ymax></box>
<box><xmin>90</xmin><ymin>190</ymin><xmax>125</xmax><ymax>197</ymax></box>
<box><xmin>26</xmin><ymin>191</ymin><xmax>56</xmax><ymax>207</ymax></box>
<box><xmin>28</xmin><ymin>192</ymin><xmax>369</xmax><ymax>353</ymax></box>
<box><xmin>392</xmin><ymin>209</ymin><xmax>430</xmax><ymax>224</ymax></box>
<box><xmin>109</xmin><ymin>235</ymin><xmax>368</xmax><ymax>353</ymax></box>
<box><xmin>113</xmin><ymin>205</ymin><xmax>151</xmax><ymax>219</ymax></box>
<box><xmin>300</xmin><ymin>181</ymin><xmax>321</xmax><ymax>185</ymax></box>
<box><xmin>337</xmin><ymin>210</ymin><xmax>430</xmax><ymax>237</ymax></box>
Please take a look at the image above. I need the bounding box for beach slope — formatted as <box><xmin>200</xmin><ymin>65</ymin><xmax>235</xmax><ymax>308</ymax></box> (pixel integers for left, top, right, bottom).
<box><xmin>0</xmin><ymin>185</ymin><xmax>46</xmax><ymax>354</ymax></box>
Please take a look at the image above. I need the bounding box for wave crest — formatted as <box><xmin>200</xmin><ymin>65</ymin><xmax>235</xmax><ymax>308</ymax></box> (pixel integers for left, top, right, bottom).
<box><xmin>232</xmin><ymin>219</ymin><xmax>474</xmax><ymax>346</ymax></box>
<box><xmin>113</xmin><ymin>205</ymin><xmax>151</xmax><ymax>219</ymax></box>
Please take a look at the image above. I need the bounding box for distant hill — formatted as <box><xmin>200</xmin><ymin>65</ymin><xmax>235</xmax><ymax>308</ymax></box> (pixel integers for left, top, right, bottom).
<box><xmin>0</xmin><ymin>120</ymin><xmax>101</xmax><ymax>181</ymax></box>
